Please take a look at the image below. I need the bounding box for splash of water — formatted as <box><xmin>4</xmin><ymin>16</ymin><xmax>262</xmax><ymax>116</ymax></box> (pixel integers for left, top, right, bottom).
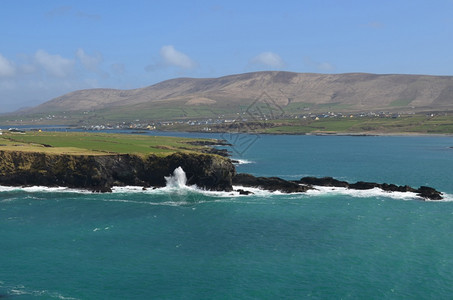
<box><xmin>164</xmin><ymin>166</ymin><xmax>187</xmax><ymax>188</ymax></box>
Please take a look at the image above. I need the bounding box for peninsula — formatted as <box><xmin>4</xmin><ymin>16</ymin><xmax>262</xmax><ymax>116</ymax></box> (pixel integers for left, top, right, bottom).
<box><xmin>0</xmin><ymin>131</ymin><xmax>443</xmax><ymax>200</ymax></box>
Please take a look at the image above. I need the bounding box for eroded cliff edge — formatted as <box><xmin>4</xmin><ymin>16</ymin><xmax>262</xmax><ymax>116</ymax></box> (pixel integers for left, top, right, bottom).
<box><xmin>0</xmin><ymin>150</ymin><xmax>235</xmax><ymax>192</ymax></box>
<box><xmin>0</xmin><ymin>150</ymin><xmax>443</xmax><ymax>200</ymax></box>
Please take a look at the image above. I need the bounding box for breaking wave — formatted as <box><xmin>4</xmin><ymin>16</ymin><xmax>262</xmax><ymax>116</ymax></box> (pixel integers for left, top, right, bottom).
<box><xmin>0</xmin><ymin>167</ymin><xmax>451</xmax><ymax>202</ymax></box>
<box><xmin>0</xmin><ymin>282</ymin><xmax>78</xmax><ymax>299</ymax></box>
<box><xmin>232</xmin><ymin>159</ymin><xmax>254</xmax><ymax>165</ymax></box>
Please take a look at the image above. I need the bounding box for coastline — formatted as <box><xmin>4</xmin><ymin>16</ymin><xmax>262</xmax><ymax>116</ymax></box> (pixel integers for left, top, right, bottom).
<box><xmin>0</xmin><ymin>130</ymin><xmax>447</xmax><ymax>200</ymax></box>
<box><xmin>155</xmin><ymin>127</ymin><xmax>453</xmax><ymax>137</ymax></box>
<box><xmin>3</xmin><ymin>123</ymin><xmax>453</xmax><ymax>137</ymax></box>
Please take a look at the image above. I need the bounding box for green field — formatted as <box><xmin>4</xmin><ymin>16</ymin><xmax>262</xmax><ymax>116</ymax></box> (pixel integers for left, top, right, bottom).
<box><xmin>171</xmin><ymin>114</ymin><xmax>453</xmax><ymax>135</ymax></box>
<box><xmin>0</xmin><ymin>132</ymin><xmax>215</xmax><ymax>156</ymax></box>
<box><xmin>262</xmin><ymin>115</ymin><xmax>453</xmax><ymax>134</ymax></box>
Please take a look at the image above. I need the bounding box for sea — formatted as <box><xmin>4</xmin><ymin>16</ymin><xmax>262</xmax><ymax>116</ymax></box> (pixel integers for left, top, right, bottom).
<box><xmin>1</xmin><ymin>129</ymin><xmax>453</xmax><ymax>299</ymax></box>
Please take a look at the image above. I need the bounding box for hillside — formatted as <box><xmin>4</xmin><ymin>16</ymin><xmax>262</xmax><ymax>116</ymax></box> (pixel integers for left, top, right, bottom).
<box><xmin>14</xmin><ymin>71</ymin><xmax>453</xmax><ymax>121</ymax></box>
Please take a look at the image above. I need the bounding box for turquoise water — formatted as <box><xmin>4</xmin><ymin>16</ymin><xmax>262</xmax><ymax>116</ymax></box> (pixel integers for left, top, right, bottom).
<box><xmin>1</xmin><ymin>134</ymin><xmax>453</xmax><ymax>299</ymax></box>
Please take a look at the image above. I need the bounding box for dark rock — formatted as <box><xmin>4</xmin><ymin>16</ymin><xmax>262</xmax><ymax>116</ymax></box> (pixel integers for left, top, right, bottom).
<box><xmin>349</xmin><ymin>181</ymin><xmax>381</xmax><ymax>190</ymax></box>
<box><xmin>297</xmin><ymin>175</ymin><xmax>441</xmax><ymax>200</ymax></box>
<box><xmin>91</xmin><ymin>186</ymin><xmax>112</xmax><ymax>193</ymax></box>
<box><xmin>0</xmin><ymin>150</ymin><xmax>235</xmax><ymax>192</ymax></box>
<box><xmin>416</xmin><ymin>186</ymin><xmax>443</xmax><ymax>200</ymax></box>
<box><xmin>381</xmin><ymin>183</ymin><xmax>415</xmax><ymax>192</ymax></box>
<box><xmin>237</xmin><ymin>189</ymin><xmax>254</xmax><ymax>195</ymax></box>
<box><xmin>0</xmin><ymin>150</ymin><xmax>443</xmax><ymax>200</ymax></box>
<box><xmin>140</xmin><ymin>152</ymin><xmax>236</xmax><ymax>191</ymax></box>
<box><xmin>298</xmin><ymin>176</ymin><xmax>349</xmax><ymax>187</ymax></box>
<box><xmin>185</xmin><ymin>139</ymin><xmax>232</xmax><ymax>147</ymax></box>
<box><xmin>200</xmin><ymin>147</ymin><xmax>230</xmax><ymax>157</ymax></box>
<box><xmin>185</xmin><ymin>140</ymin><xmax>232</xmax><ymax>157</ymax></box>
<box><xmin>233</xmin><ymin>173</ymin><xmax>310</xmax><ymax>193</ymax></box>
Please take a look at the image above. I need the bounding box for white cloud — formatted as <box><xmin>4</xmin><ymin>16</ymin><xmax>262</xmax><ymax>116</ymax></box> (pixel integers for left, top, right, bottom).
<box><xmin>34</xmin><ymin>50</ymin><xmax>75</xmax><ymax>77</ymax></box>
<box><xmin>317</xmin><ymin>62</ymin><xmax>335</xmax><ymax>71</ymax></box>
<box><xmin>304</xmin><ymin>57</ymin><xmax>335</xmax><ymax>72</ymax></box>
<box><xmin>160</xmin><ymin>45</ymin><xmax>196</xmax><ymax>69</ymax></box>
<box><xmin>46</xmin><ymin>6</ymin><xmax>72</xmax><ymax>18</ymax></box>
<box><xmin>251</xmin><ymin>52</ymin><xmax>285</xmax><ymax>68</ymax></box>
<box><xmin>0</xmin><ymin>53</ymin><xmax>16</xmax><ymax>77</ymax></box>
<box><xmin>76</xmin><ymin>11</ymin><xmax>101</xmax><ymax>21</ymax></box>
<box><xmin>111</xmin><ymin>63</ymin><xmax>125</xmax><ymax>75</ymax></box>
<box><xmin>46</xmin><ymin>6</ymin><xmax>101</xmax><ymax>21</ymax></box>
<box><xmin>76</xmin><ymin>48</ymin><xmax>102</xmax><ymax>72</ymax></box>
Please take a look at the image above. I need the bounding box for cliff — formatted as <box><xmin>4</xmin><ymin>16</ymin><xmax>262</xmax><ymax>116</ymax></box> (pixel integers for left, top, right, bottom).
<box><xmin>0</xmin><ymin>150</ymin><xmax>235</xmax><ymax>192</ymax></box>
<box><xmin>0</xmin><ymin>149</ymin><xmax>443</xmax><ymax>200</ymax></box>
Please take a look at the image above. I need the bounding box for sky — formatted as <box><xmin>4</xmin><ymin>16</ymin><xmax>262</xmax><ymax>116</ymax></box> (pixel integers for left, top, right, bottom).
<box><xmin>1</xmin><ymin>0</ymin><xmax>453</xmax><ymax>112</ymax></box>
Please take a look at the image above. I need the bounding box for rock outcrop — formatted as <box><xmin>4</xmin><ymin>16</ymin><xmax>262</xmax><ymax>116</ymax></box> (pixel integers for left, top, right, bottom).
<box><xmin>0</xmin><ymin>150</ymin><xmax>443</xmax><ymax>200</ymax></box>
<box><xmin>0</xmin><ymin>150</ymin><xmax>235</xmax><ymax>192</ymax></box>
<box><xmin>297</xmin><ymin>176</ymin><xmax>443</xmax><ymax>200</ymax></box>
<box><xmin>233</xmin><ymin>173</ymin><xmax>310</xmax><ymax>193</ymax></box>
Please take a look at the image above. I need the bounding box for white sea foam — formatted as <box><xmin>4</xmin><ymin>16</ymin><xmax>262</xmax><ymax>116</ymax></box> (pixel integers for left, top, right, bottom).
<box><xmin>306</xmin><ymin>186</ymin><xmax>423</xmax><ymax>201</ymax></box>
<box><xmin>425</xmin><ymin>193</ymin><xmax>453</xmax><ymax>202</ymax></box>
<box><xmin>1</xmin><ymin>171</ymin><xmax>450</xmax><ymax>203</ymax></box>
<box><xmin>5</xmin><ymin>284</ymin><xmax>79</xmax><ymax>299</ymax></box>
<box><xmin>0</xmin><ymin>185</ymin><xmax>90</xmax><ymax>194</ymax></box>
<box><xmin>232</xmin><ymin>159</ymin><xmax>254</xmax><ymax>165</ymax></box>
<box><xmin>164</xmin><ymin>166</ymin><xmax>187</xmax><ymax>188</ymax></box>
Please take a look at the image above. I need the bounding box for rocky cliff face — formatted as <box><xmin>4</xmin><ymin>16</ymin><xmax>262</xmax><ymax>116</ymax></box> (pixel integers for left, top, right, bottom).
<box><xmin>0</xmin><ymin>150</ymin><xmax>443</xmax><ymax>200</ymax></box>
<box><xmin>0</xmin><ymin>151</ymin><xmax>235</xmax><ymax>192</ymax></box>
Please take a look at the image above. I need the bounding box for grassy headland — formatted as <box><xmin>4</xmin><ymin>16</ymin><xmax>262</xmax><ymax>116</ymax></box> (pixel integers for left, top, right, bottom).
<box><xmin>0</xmin><ymin>131</ymin><xmax>235</xmax><ymax>191</ymax></box>
<box><xmin>0</xmin><ymin>131</ymin><xmax>218</xmax><ymax>156</ymax></box>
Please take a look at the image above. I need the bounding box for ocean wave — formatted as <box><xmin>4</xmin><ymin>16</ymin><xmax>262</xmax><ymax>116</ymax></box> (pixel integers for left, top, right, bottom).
<box><xmin>1</xmin><ymin>283</ymin><xmax>78</xmax><ymax>299</ymax></box>
<box><xmin>1</xmin><ymin>184</ymin><xmax>451</xmax><ymax>202</ymax></box>
<box><xmin>232</xmin><ymin>159</ymin><xmax>254</xmax><ymax>165</ymax></box>
<box><xmin>426</xmin><ymin>193</ymin><xmax>453</xmax><ymax>202</ymax></box>
<box><xmin>306</xmin><ymin>186</ymin><xmax>423</xmax><ymax>201</ymax></box>
<box><xmin>0</xmin><ymin>185</ymin><xmax>90</xmax><ymax>194</ymax></box>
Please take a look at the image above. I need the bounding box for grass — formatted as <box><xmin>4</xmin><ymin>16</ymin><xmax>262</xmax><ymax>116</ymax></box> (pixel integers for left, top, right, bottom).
<box><xmin>389</xmin><ymin>99</ymin><xmax>413</xmax><ymax>107</ymax></box>
<box><xmin>261</xmin><ymin>115</ymin><xmax>453</xmax><ymax>134</ymax></box>
<box><xmin>0</xmin><ymin>132</ymin><xmax>215</xmax><ymax>156</ymax></box>
<box><xmin>156</xmin><ymin>114</ymin><xmax>453</xmax><ymax>135</ymax></box>
<box><xmin>284</xmin><ymin>102</ymin><xmax>354</xmax><ymax>113</ymax></box>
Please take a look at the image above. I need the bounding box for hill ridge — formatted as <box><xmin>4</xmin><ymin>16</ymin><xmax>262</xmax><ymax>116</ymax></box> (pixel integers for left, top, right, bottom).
<box><xmin>19</xmin><ymin>71</ymin><xmax>453</xmax><ymax>118</ymax></box>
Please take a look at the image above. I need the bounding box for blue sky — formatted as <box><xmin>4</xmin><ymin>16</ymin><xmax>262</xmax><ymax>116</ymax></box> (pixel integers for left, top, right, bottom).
<box><xmin>1</xmin><ymin>0</ymin><xmax>453</xmax><ymax>112</ymax></box>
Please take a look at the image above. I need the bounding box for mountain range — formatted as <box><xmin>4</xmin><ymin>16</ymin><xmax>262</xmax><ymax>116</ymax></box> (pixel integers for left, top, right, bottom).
<box><xmin>17</xmin><ymin>71</ymin><xmax>453</xmax><ymax>120</ymax></box>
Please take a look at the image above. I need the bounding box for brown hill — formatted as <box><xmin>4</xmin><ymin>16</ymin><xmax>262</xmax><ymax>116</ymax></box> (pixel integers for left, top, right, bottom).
<box><xmin>25</xmin><ymin>71</ymin><xmax>453</xmax><ymax>117</ymax></box>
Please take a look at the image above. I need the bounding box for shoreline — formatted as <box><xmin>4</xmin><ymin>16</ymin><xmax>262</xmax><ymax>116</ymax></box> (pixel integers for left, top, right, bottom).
<box><xmin>2</xmin><ymin>123</ymin><xmax>453</xmax><ymax>137</ymax></box>
<box><xmin>0</xmin><ymin>130</ymin><xmax>447</xmax><ymax>201</ymax></box>
<box><xmin>1</xmin><ymin>182</ymin><xmax>449</xmax><ymax>202</ymax></box>
<box><xmin>154</xmin><ymin>127</ymin><xmax>453</xmax><ymax>137</ymax></box>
